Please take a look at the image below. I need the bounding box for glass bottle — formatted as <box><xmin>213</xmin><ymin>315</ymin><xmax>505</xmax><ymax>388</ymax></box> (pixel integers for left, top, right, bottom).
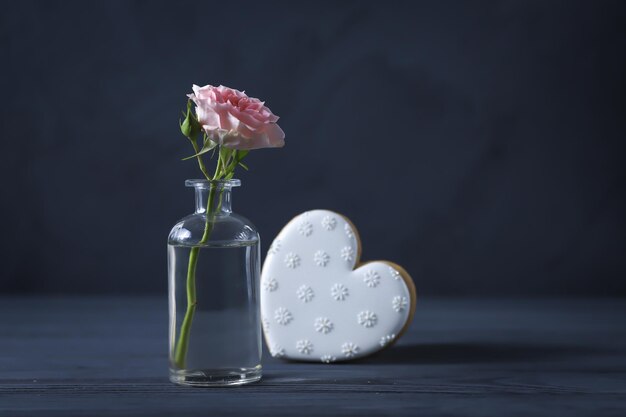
<box><xmin>168</xmin><ymin>179</ymin><xmax>261</xmax><ymax>386</ymax></box>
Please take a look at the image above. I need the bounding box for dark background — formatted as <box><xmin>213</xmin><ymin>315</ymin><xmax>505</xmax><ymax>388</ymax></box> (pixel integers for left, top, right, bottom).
<box><xmin>1</xmin><ymin>0</ymin><xmax>624</xmax><ymax>296</ymax></box>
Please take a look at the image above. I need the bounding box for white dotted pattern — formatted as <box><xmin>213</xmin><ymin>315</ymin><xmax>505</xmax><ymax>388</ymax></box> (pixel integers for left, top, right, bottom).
<box><xmin>261</xmin><ymin>210</ymin><xmax>413</xmax><ymax>362</ymax></box>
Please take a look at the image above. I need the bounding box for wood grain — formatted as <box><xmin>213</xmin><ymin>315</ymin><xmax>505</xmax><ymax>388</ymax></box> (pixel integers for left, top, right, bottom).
<box><xmin>1</xmin><ymin>296</ymin><xmax>625</xmax><ymax>416</ymax></box>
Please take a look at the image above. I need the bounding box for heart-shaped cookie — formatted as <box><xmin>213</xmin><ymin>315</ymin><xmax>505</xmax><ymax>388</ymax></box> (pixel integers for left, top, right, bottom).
<box><xmin>260</xmin><ymin>210</ymin><xmax>416</xmax><ymax>362</ymax></box>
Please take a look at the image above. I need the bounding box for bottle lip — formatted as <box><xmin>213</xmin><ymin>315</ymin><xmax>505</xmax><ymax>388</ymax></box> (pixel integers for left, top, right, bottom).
<box><xmin>185</xmin><ymin>179</ymin><xmax>241</xmax><ymax>189</ymax></box>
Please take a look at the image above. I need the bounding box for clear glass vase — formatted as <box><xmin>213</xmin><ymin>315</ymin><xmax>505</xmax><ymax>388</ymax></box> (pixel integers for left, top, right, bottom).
<box><xmin>168</xmin><ymin>179</ymin><xmax>261</xmax><ymax>386</ymax></box>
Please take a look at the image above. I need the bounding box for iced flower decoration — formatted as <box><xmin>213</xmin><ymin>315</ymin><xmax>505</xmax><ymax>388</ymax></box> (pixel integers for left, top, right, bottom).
<box><xmin>284</xmin><ymin>252</ymin><xmax>301</xmax><ymax>269</ymax></box>
<box><xmin>296</xmin><ymin>285</ymin><xmax>315</xmax><ymax>303</ymax></box>
<box><xmin>379</xmin><ymin>334</ymin><xmax>396</xmax><ymax>347</ymax></box>
<box><xmin>268</xmin><ymin>239</ymin><xmax>281</xmax><ymax>255</ymax></box>
<box><xmin>296</xmin><ymin>339</ymin><xmax>314</xmax><ymax>355</ymax></box>
<box><xmin>314</xmin><ymin>317</ymin><xmax>334</xmax><ymax>334</ymax></box>
<box><xmin>392</xmin><ymin>296</ymin><xmax>408</xmax><ymax>312</ymax></box>
<box><xmin>188</xmin><ymin>84</ymin><xmax>285</xmax><ymax>150</ymax></box>
<box><xmin>270</xmin><ymin>344</ymin><xmax>285</xmax><ymax>358</ymax></box>
<box><xmin>340</xmin><ymin>246</ymin><xmax>354</xmax><ymax>262</ymax></box>
<box><xmin>274</xmin><ymin>307</ymin><xmax>293</xmax><ymax>325</ymax></box>
<box><xmin>314</xmin><ymin>250</ymin><xmax>330</xmax><ymax>267</ymax></box>
<box><xmin>262</xmin><ymin>277</ymin><xmax>278</xmax><ymax>292</ymax></box>
<box><xmin>321</xmin><ymin>216</ymin><xmax>337</xmax><ymax>231</ymax></box>
<box><xmin>363</xmin><ymin>270</ymin><xmax>381</xmax><ymax>288</ymax></box>
<box><xmin>298</xmin><ymin>221</ymin><xmax>313</xmax><ymax>237</ymax></box>
<box><xmin>389</xmin><ymin>267</ymin><xmax>401</xmax><ymax>281</ymax></box>
<box><xmin>357</xmin><ymin>310</ymin><xmax>378</xmax><ymax>328</ymax></box>
<box><xmin>321</xmin><ymin>355</ymin><xmax>336</xmax><ymax>363</ymax></box>
<box><xmin>341</xmin><ymin>342</ymin><xmax>359</xmax><ymax>358</ymax></box>
<box><xmin>331</xmin><ymin>283</ymin><xmax>349</xmax><ymax>301</ymax></box>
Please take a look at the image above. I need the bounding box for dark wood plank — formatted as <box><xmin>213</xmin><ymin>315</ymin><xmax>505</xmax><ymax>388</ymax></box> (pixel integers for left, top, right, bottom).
<box><xmin>1</xmin><ymin>297</ymin><xmax>625</xmax><ymax>416</ymax></box>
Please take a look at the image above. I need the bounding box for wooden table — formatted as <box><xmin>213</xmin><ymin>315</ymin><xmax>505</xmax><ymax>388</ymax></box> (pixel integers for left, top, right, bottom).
<box><xmin>1</xmin><ymin>296</ymin><xmax>625</xmax><ymax>416</ymax></box>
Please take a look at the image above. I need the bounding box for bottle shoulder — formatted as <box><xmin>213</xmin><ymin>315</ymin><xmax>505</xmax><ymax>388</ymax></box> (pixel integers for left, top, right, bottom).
<box><xmin>168</xmin><ymin>212</ymin><xmax>259</xmax><ymax>247</ymax></box>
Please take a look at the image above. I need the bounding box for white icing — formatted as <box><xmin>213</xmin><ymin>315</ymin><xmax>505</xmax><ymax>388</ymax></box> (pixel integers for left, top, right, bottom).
<box><xmin>261</xmin><ymin>209</ymin><xmax>413</xmax><ymax>362</ymax></box>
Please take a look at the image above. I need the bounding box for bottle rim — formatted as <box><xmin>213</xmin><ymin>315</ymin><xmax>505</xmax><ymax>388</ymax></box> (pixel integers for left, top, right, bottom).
<box><xmin>185</xmin><ymin>179</ymin><xmax>241</xmax><ymax>188</ymax></box>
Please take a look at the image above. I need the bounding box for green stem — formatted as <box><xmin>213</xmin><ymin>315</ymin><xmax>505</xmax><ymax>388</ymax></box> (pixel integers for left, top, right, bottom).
<box><xmin>213</xmin><ymin>152</ymin><xmax>223</xmax><ymax>180</ymax></box>
<box><xmin>173</xmin><ymin>247</ymin><xmax>199</xmax><ymax>367</ymax></box>
<box><xmin>173</xmin><ymin>159</ymin><xmax>225</xmax><ymax>369</ymax></box>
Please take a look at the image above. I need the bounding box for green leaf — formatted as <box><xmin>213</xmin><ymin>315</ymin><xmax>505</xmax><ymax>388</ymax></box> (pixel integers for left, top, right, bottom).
<box><xmin>180</xmin><ymin>115</ymin><xmax>193</xmax><ymax>137</ymax></box>
<box><xmin>219</xmin><ymin>147</ymin><xmax>233</xmax><ymax>162</ymax></box>
<box><xmin>238</xmin><ymin>161</ymin><xmax>249</xmax><ymax>170</ymax></box>
<box><xmin>179</xmin><ymin>100</ymin><xmax>202</xmax><ymax>139</ymax></box>
<box><xmin>236</xmin><ymin>150</ymin><xmax>249</xmax><ymax>161</ymax></box>
<box><xmin>181</xmin><ymin>139</ymin><xmax>217</xmax><ymax>160</ymax></box>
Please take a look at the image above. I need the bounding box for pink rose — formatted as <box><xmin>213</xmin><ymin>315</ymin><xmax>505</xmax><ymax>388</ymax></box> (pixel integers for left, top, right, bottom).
<box><xmin>188</xmin><ymin>84</ymin><xmax>285</xmax><ymax>150</ymax></box>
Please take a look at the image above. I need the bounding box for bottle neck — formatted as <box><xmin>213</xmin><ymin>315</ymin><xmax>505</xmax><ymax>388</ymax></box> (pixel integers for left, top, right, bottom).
<box><xmin>194</xmin><ymin>186</ymin><xmax>232</xmax><ymax>215</ymax></box>
<box><xmin>186</xmin><ymin>179</ymin><xmax>240</xmax><ymax>215</ymax></box>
